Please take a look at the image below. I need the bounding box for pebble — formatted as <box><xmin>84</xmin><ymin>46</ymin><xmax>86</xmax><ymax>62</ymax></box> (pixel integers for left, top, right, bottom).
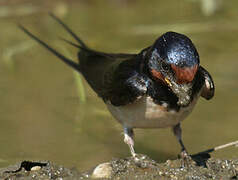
<box><xmin>91</xmin><ymin>162</ymin><xmax>113</xmax><ymax>179</ymax></box>
<box><xmin>31</xmin><ymin>166</ymin><xmax>41</xmax><ymax>171</ymax></box>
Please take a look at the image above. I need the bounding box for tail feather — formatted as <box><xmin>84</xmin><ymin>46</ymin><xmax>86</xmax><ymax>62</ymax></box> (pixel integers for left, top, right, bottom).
<box><xmin>59</xmin><ymin>37</ymin><xmax>93</xmax><ymax>53</ymax></box>
<box><xmin>59</xmin><ymin>37</ymin><xmax>82</xmax><ymax>49</ymax></box>
<box><xmin>59</xmin><ymin>37</ymin><xmax>112</xmax><ymax>57</ymax></box>
<box><xmin>19</xmin><ymin>24</ymin><xmax>79</xmax><ymax>71</ymax></box>
<box><xmin>49</xmin><ymin>13</ymin><xmax>88</xmax><ymax>48</ymax></box>
<box><xmin>50</xmin><ymin>13</ymin><xmax>136</xmax><ymax>59</ymax></box>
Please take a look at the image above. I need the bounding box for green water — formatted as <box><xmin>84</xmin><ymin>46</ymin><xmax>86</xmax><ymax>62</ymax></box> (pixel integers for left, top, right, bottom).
<box><xmin>0</xmin><ymin>0</ymin><xmax>238</xmax><ymax>170</ymax></box>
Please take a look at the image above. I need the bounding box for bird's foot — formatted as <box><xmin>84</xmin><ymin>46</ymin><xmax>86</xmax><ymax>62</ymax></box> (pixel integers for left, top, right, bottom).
<box><xmin>124</xmin><ymin>133</ymin><xmax>136</xmax><ymax>157</ymax></box>
<box><xmin>180</xmin><ymin>150</ymin><xmax>190</xmax><ymax>160</ymax></box>
<box><xmin>179</xmin><ymin>150</ymin><xmax>195</xmax><ymax>167</ymax></box>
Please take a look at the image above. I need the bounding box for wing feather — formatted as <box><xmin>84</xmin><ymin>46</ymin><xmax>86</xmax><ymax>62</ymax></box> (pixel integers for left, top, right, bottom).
<box><xmin>199</xmin><ymin>66</ymin><xmax>215</xmax><ymax>100</ymax></box>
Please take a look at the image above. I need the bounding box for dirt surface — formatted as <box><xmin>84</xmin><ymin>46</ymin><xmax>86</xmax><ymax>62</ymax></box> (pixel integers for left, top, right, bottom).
<box><xmin>0</xmin><ymin>155</ymin><xmax>238</xmax><ymax>179</ymax></box>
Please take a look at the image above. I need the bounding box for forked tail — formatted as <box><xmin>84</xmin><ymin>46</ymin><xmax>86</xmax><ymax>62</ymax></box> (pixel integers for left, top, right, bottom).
<box><xmin>19</xmin><ymin>13</ymin><xmax>90</xmax><ymax>71</ymax></box>
<box><xmin>49</xmin><ymin>13</ymin><xmax>88</xmax><ymax>49</ymax></box>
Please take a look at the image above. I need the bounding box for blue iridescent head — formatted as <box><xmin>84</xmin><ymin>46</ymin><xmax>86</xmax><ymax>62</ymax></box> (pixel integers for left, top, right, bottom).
<box><xmin>154</xmin><ymin>31</ymin><xmax>199</xmax><ymax>67</ymax></box>
<box><xmin>147</xmin><ymin>32</ymin><xmax>199</xmax><ymax>85</ymax></box>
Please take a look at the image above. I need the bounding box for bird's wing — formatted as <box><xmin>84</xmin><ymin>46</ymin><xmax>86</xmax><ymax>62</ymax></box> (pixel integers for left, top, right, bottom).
<box><xmin>77</xmin><ymin>49</ymin><xmax>137</xmax><ymax>98</ymax></box>
<box><xmin>199</xmin><ymin>66</ymin><xmax>215</xmax><ymax>100</ymax></box>
<box><xmin>102</xmin><ymin>58</ymin><xmax>150</xmax><ymax>106</ymax></box>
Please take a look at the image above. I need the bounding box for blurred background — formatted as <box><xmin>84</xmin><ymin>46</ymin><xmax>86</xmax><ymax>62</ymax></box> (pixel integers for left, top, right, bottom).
<box><xmin>0</xmin><ymin>0</ymin><xmax>237</xmax><ymax>171</ymax></box>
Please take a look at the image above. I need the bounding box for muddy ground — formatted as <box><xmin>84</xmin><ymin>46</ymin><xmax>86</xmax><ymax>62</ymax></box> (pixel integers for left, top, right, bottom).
<box><xmin>0</xmin><ymin>154</ymin><xmax>238</xmax><ymax>179</ymax></box>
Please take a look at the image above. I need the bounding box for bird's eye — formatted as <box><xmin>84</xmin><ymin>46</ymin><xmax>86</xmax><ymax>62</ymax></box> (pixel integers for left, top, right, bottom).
<box><xmin>161</xmin><ymin>62</ymin><xmax>170</xmax><ymax>72</ymax></box>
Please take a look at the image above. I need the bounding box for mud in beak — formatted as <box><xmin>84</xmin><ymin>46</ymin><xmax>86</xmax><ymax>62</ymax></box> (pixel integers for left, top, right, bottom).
<box><xmin>164</xmin><ymin>77</ymin><xmax>172</xmax><ymax>87</ymax></box>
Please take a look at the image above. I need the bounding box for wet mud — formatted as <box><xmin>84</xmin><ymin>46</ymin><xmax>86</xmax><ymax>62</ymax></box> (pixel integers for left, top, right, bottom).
<box><xmin>1</xmin><ymin>155</ymin><xmax>238</xmax><ymax>179</ymax></box>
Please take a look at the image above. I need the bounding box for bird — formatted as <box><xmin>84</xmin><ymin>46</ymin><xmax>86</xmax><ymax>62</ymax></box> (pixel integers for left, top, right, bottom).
<box><xmin>19</xmin><ymin>14</ymin><xmax>215</xmax><ymax>159</ymax></box>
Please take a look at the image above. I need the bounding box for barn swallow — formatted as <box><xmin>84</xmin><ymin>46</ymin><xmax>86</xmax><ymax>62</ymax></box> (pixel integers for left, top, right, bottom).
<box><xmin>19</xmin><ymin>14</ymin><xmax>215</xmax><ymax>159</ymax></box>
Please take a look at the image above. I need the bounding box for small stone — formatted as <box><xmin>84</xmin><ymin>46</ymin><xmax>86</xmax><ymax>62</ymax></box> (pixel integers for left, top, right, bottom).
<box><xmin>166</xmin><ymin>160</ymin><xmax>172</xmax><ymax>166</ymax></box>
<box><xmin>91</xmin><ymin>162</ymin><xmax>113</xmax><ymax>179</ymax></box>
<box><xmin>159</xmin><ymin>171</ymin><xmax>164</xmax><ymax>176</ymax></box>
<box><xmin>30</xmin><ymin>166</ymin><xmax>41</xmax><ymax>171</ymax></box>
<box><xmin>170</xmin><ymin>174</ymin><xmax>178</xmax><ymax>180</ymax></box>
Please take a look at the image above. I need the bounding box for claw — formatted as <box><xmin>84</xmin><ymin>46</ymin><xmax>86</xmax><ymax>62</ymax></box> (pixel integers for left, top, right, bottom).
<box><xmin>179</xmin><ymin>150</ymin><xmax>195</xmax><ymax>167</ymax></box>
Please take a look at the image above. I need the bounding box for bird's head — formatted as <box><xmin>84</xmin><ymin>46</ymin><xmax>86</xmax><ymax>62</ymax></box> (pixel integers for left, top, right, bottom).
<box><xmin>146</xmin><ymin>32</ymin><xmax>199</xmax><ymax>106</ymax></box>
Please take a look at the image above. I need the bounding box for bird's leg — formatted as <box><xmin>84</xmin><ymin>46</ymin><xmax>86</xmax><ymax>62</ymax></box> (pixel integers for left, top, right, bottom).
<box><xmin>172</xmin><ymin>123</ymin><xmax>190</xmax><ymax>160</ymax></box>
<box><xmin>123</xmin><ymin>127</ymin><xmax>136</xmax><ymax>157</ymax></box>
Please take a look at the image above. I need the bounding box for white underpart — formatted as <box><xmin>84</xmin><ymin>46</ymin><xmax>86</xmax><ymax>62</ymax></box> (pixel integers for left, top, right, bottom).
<box><xmin>106</xmin><ymin>96</ymin><xmax>199</xmax><ymax>129</ymax></box>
